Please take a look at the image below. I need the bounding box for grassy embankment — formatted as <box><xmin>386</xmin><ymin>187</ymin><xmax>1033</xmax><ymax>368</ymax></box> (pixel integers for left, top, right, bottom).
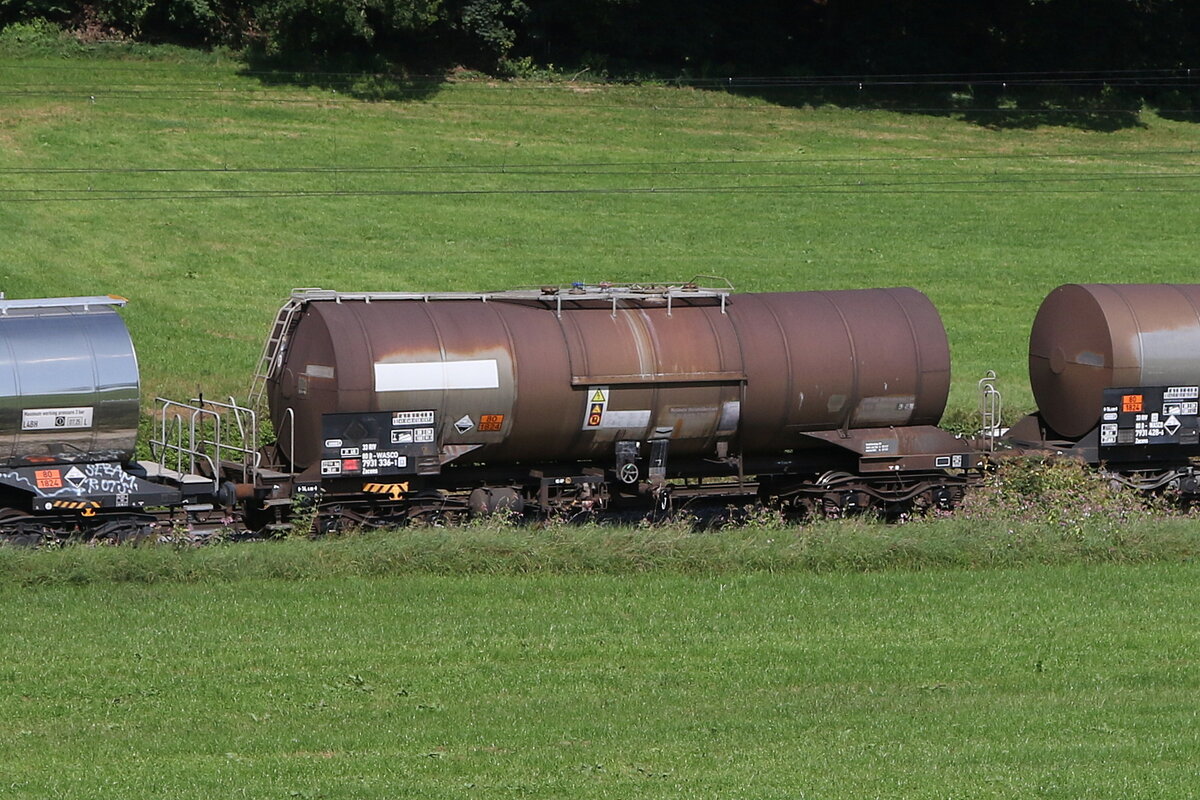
<box><xmin>2</xmin><ymin>564</ymin><xmax>1199</xmax><ymax>798</ymax></box>
<box><xmin>4</xmin><ymin>46</ymin><xmax>1200</xmax><ymax>798</ymax></box>
<box><xmin>3</xmin><ymin>53</ymin><xmax>1200</xmax><ymax>417</ymax></box>
<box><xmin>0</xmin><ymin>512</ymin><xmax>1197</xmax><ymax>585</ymax></box>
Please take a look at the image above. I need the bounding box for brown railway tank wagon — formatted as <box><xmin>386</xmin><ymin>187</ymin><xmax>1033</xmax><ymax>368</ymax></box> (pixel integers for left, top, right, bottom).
<box><xmin>255</xmin><ymin>282</ymin><xmax>980</xmax><ymax>524</ymax></box>
<box><xmin>1011</xmin><ymin>283</ymin><xmax>1200</xmax><ymax>493</ymax></box>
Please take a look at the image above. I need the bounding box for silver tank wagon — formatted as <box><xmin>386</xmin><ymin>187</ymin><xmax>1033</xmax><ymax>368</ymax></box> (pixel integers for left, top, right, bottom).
<box><xmin>0</xmin><ymin>295</ymin><xmax>140</xmax><ymax>466</ymax></box>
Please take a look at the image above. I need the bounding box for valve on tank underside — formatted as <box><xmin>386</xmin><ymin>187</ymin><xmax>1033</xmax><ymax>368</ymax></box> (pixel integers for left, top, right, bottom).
<box><xmin>615</xmin><ymin>439</ymin><xmax>670</xmax><ymax>488</ymax></box>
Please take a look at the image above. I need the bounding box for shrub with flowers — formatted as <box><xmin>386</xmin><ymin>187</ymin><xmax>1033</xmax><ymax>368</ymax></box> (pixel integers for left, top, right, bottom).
<box><xmin>958</xmin><ymin>456</ymin><xmax>1163</xmax><ymax>537</ymax></box>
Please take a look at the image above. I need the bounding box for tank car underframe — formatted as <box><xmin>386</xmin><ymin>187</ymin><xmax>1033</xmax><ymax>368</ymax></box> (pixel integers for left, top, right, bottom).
<box><xmin>286</xmin><ymin>469</ymin><xmax>975</xmax><ymax>533</ymax></box>
<box><xmin>0</xmin><ymin>456</ymin><xmax>254</xmax><ymax>545</ymax></box>
<box><xmin>268</xmin><ymin>421</ymin><xmax>983</xmax><ymax>532</ymax></box>
<box><xmin>757</xmin><ymin>470</ymin><xmax>970</xmax><ymax>519</ymax></box>
<box><xmin>1006</xmin><ymin>404</ymin><xmax>1200</xmax><ymax>501</ymax></box>
<box><xmin>0</xmin><ymin>507</ymin><xmax>256</xmax><ymax>546</ymax></box>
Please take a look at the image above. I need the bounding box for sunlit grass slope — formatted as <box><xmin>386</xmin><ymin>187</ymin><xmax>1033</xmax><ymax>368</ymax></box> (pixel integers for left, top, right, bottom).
<box><xmin>1</xmin><ymin>564</ymin><xmax>1198</xmax><ymax>799</ymax></box>
<box><xmin>3</xmin><ymin>57</ymin><xmax>1200</xmax><ymax>416</ymax></box>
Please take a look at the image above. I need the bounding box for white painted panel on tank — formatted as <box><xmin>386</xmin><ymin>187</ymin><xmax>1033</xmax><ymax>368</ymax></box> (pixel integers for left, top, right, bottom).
<box><xmin>1137</xmin><ymin>328</ymin><xmax>1200</xmax><ymax>386</ymax></box>
<box><xmin>21</xmin><ymin>406</ymin><xmax>94</xmax><ymax>431</ymax></box>
<box><xmin>598</xmin><ymin>409</ymin><xmax>651</xmax><ymax>429</ymax></box>
<box><xmin>374</xmin><ymin>359</ymin><xmax>500</xmax><ymax>392</ymax></box>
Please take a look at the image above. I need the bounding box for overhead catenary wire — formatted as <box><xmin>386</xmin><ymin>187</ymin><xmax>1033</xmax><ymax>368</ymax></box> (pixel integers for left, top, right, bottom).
<box><xmin>0</xmin><ymin>88</ymin><xmax>1196</xmax><ymax>115</ymax></box>
<box><xmin>5</xmin><ymin>171</ymin><xmax>1200</xmax><ymax>203</ymax></box>
<box><xmin>2</xmin><ymin>66</ymin><xmax>1196</xmax><ymax>203</ymax></box>
<box><xmin>1</xmin><ymin>150</ymin><xmax>1197</xmax><ymax>177</ymax></box>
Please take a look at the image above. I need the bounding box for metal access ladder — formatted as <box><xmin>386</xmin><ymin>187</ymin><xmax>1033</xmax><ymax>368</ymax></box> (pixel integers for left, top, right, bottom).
<box><xmin>247</xmin><ymin>291</ymin><xmax>316</xmax><ymax>409</ymax></box>
<box><xmin>978</xmin><ymin>370</ymin><xmax>1003</xmax><ymax>451</ymax></box>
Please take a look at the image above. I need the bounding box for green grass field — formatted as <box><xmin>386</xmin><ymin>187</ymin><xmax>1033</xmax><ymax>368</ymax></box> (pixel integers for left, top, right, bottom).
<box><xmin>5</xmin><ymin>48</ymin><xmax>1200</xmax><ymax>798</ymax></box>
<box><xmin>4</xmin><ymin>55</ymin><xmax>1200</xmax><ymax>415</ymax></box>
<box><xmin>2</xmin><ymin>563</ymin><xmax>1199</xmax><ymax>798</ymax></box>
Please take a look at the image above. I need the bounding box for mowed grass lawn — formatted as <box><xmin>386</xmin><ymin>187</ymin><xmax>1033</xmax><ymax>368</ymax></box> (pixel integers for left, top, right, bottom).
<box><xmin>3</xmin><ymin>56</ymin><xmax>1200</xmax><ymax>414</ymax></box>
<box><xmin>5</xmin><ymin>53</ymin><xmax>1200</xmax><ymax>799</ymax></box>
<box><xmin>0</xmin><ymin>564</ymin><xmax>1197</xmax><ymax>798</ymax></box>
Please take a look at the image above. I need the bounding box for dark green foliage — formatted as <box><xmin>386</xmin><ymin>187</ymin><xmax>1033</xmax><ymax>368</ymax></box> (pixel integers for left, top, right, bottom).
<box><xmin>242</xmin><ymin>0</ymin><xmax>523</xmax><ymax>71</ymax></box>
<box><xmin>254</xmin><ymin>0</ymin><xmax>377</xmax><ymax>60</ymax></box>
<box><xmin>237</xmin><ymin>0</ymin><xmax>445</xmax><ymax>67</ymax></box>
<box><xmin>0</xmin><ymin>0</ymin><xmax>74</xmax><ymax>24</ymax></box>
<box><xmin>3</xmin><ymin>1</ymin><xmax>1200</xmax><ymax>82</ymax></box>
<box><xmin>0</xmin><ymin>16</ymin><xmax>76</xmax><ymax>52</ymax></box>
<box><xmin>453</xmin><ymin>0</ymin><xmax>525</xmax><ymax>70</ymax></box>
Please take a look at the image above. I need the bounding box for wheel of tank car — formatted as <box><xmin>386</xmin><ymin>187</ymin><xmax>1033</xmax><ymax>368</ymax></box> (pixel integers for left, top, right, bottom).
<box><xmin>86</xmin><ymin>521</ymin><xmax>123</xmax><ymax>546</ymax></box>
<box><xmin>783</xmin><ymin>495</ymin><xmax>816</xmax><ymax>521</ymax></box>
<box><xmin>820</xmin><ymin>495</ymin><xmax>845</xmax><ymax>519</ymax></box>
<box><xmin>314</xmin><ymin>514</ymin><xmax>342</xmax><ymax>535</ymax></box>
<box><xmin>0</xmin><ymin>510</ymin><xmax>52</xmax><ymax>547</ymax></box>
<box><xmin>315</xmin><ymin>505</ymin><xmax>370</xmax><ymax>535</ymax></box>
<box><xmin>406</xmin><ymin>491</ymin><xmax>456</xmax><ymax>527</ymax></box>
<box><xmin>618</xmin><ymin>463</ymin><xmax>640</xmax><ymax>484</ymax></box>
<box><xmin>407</xmin><ymin>506</ymin><xmax>451</xmax><ymax>527</ymax></box>
<box><xmin>89</xmin><ymin>520</ymin><xmax>156</xmax><ymax>546</ymax></box>
<box><xmin>0</xmin><ymin>531</ymin><xmax>43</xmax><ymax>547</ymax></box>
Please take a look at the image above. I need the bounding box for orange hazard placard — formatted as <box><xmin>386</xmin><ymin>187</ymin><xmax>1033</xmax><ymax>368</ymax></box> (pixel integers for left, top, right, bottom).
<box><xmin>35</xmin><ymin>469</ymin><xmax>62</xmax><ymax>489</ymax></box>
<box><xmin>1122</xmin><ymin>394</ymin><xmax>1144</xmax><ymax>413</ymax></box>
<box><xmin>479</xmin><ymin>414</ymin><xmax>505</xmax><ymax>432</ymax></box>
<box><xmin>587</xmin><ymin>404</ymin><xmax>604</xmax><ymax>426</ymax></box>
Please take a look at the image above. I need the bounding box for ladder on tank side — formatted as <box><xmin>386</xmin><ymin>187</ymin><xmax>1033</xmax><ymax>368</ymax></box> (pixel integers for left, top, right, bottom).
<box><xmin>247</xmin><ymin>291</ymin><xmax>316</xmax><ymax>409</ymax></box>
<box><xmin>978</xmin><ymin>370</ymin><xmax>1003</xmax><ymax>451</ymax></box>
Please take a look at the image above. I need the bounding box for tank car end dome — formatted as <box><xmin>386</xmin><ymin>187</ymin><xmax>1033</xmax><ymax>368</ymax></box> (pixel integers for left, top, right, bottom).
<box><xmin>1030</xmin><ymin>283</ymin><xmax>1200</xmax><ymax>438</ymax></box>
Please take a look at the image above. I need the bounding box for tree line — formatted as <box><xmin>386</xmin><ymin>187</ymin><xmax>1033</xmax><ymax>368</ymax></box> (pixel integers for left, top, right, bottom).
<box><xmin>2</xmin><ymin>0</ymin><xmax>1197</xmax><ymax>82</ymax></box>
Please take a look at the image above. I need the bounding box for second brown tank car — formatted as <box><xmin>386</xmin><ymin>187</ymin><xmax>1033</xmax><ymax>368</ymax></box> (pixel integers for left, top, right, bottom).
<box><xmin>268</xmin><ymin>284</ymin><xmax>952</xmax><ymax>468</ymax></box>
<box><xmin>252</xmin><ymin>282</ymin><xmax>974</xmax><ymax>521</ymax></box>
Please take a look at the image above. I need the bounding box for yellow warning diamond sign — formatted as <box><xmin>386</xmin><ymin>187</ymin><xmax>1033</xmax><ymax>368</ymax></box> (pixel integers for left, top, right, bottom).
<box><xmin>583</xmin><ymin>386</ymin><xmax>609</xmax><ymax>429</ymax></box>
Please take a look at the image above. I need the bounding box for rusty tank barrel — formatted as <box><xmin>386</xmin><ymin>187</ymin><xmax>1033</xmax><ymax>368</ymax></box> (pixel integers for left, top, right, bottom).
<box><xmin>267</xmin><ymin>285</ymin><xmax>950</xmax><ymax>470</ymax></box>
<box><xmin>1030</xmin><ymin>283</ymin><xmax>1200</xmax><ymax>438</ymax></box>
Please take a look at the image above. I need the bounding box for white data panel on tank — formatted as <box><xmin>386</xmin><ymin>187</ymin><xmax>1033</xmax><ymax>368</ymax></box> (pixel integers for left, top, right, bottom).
<box><xmin>374</xmin><ymin>359</ymin><xmax>500</xmax><ymax>392</ymax></box>
<box><xmin>21</xmin><ymin>406</ymin><xmax>94</xmax><ymax>430</ymax></box>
